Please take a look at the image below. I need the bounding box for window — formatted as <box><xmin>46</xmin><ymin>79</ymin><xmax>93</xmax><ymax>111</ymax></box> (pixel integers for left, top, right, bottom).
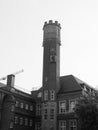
<box><xmin>50</xmin><ymin>90</ymin><xmax>55</xmax><ymax>100</ymax></box>
<box><xmin>44</xmin><ymin>90</ymin><xmax>48</xmax><ymax>101</ymax></box>
<box><xmin>11</xmin><ymin>105</ymin><xmax>15</xmax><ymax>112</ymax></box>
<box><xmin>29</xmin><ymin>119</ymin><xmax>33</xmax><ymax>127</ymax></box>
<box><xmin>50</xmin><ymin>55</ymin><xmax>56</xmax><ymax>62</ymax></box>
<box><xmin>25</xmin><ymin>118</ymin><xmax>28</xmax><ymax>126</ymax></box>
<box><xmin>69</xmin><ymin>99</ymin><xmax>76</xmax><ymax>112</ymax></box>
<box><xmin>10</xmin><ymin>122</ymin><xmax>14</xmax><ymax>128</ymax></box>
<box><xmin>37</xmin><ymin>92</ymin><xmax>42</xmax><ymax>98</ymax></box>
<box><xmin>50</xmin><ymin>109</ymin><xmax>54</xmax><ymax>120</ymax></box>
<box><xmin>44</xmin><ymin>109</ymin><xmax>48</xmax><ymax>120</ymax></box>
<box><xmin>69</xmin><ymin>120</ymin><xmax>77</xmax><ymax>130</ymax></box>
<box><xmin>35</xmin><ymin>122</ymin><xmax>41</xmax><ymax>130</ymax></box>
<box><xmin>15</xmin><ymin>116</ymin><xmax>18</xmax><ymax>124</ymax></box>
<box><xmin>15</xmin><ymin>101</ymin><xmax>19</xmax><ymax>107</ymax></box>
<box><xmin>25</xmin><ymin>104</ymin><xmax>29</xmax><ymax>110</ymax></box>
<box><xmin>50</xmin><ymin>126</ymin><xmax>54</xmax><ymax>130</ymax></box>
<box><xmin>59</xmin><ymin>120</ymin><xmax>66</xmax><ymax>130</ymax></box>
<box><xmin>36</xmin><ymin>104</ymin><xmax>41</xmax><ymax>115</ymax></box>
<box><xmin>59</xmin><ymin>101</ymin><xmax>66</xmax><ymax>113</ymax></box>
<box><xmin>30</xmin><ymin>105</ymin><xmax>33</xmax><ymax>111</ymax></box>
<box><xmin>20</xmin><ymin>102</ymin><xmax>24</xmax><ymax>109</ymax></box>
<box><xmin>20</xmin><ymin>117</ymin><xmax>23</xmax><ymax>125</ymax></box>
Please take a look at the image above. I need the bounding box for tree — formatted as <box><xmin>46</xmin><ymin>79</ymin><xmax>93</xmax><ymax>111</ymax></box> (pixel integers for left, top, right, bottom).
<box><xmin>75</xmin><ymin>96</ymin><xmax>98</xmax><ymax>130</ymax></box>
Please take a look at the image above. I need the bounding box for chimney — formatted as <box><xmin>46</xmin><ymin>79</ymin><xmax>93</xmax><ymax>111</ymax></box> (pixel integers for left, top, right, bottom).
<box><xmin>7</xmin><ymin>74</ymin><xmax>15</xmax><ymax>88</ymax></box>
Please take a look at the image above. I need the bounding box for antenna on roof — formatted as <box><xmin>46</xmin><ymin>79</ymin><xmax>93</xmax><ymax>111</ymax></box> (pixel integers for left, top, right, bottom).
<box><xmin>0</xmin><ymin>69</ymin><xmax>24</xmax><ymax>81</ymax></box>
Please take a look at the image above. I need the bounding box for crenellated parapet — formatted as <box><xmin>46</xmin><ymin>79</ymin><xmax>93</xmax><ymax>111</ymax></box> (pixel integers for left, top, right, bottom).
<box><xmin>43</xmin><ymin>20</ymin><xmax>61</xmax><ymax>29</ymax></box>
<box><xmin>43</xmin><ymin>20</ymin><xmax>61</xmax><ymax>45</ymax></box>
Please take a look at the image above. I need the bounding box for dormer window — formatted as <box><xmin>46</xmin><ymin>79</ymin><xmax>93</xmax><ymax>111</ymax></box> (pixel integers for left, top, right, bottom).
<box><xmin>37</xmin><ymin>92</ymin><xmax>42</xmax><ymax>98</ymax></box>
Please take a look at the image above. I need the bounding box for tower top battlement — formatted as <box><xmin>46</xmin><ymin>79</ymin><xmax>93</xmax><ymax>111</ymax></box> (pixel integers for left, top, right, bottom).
<box><xmin>43</xmin><ymin>20</ymin><xmax>61</xmax><ymax>45</ymax></box>
<box><xmin>43</xmin><ymin>20</ymin><xmax>61</xmax><ymax>29</ymax></box>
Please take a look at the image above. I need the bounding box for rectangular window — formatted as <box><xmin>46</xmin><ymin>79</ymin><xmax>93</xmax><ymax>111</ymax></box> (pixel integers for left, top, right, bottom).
<box><xmin>50</xmin><ymin>109</ymin><xmax>54</xmax><ymax>120</ymax></box>
<box><xmin>25</xmin><ymin>104</ymin><xmax>29</xmax><ymax>110</ymax></box>
<box><xmin>20</xmin><ymin>117</ymin><xmax>23</xmax><ymax>125</ymax></box>
<box><xmin>50</xmin><ymin>126</ymin><xmax>54</xmax><ymax>130</ymax></box>
<box><xmin>69</xmin><ymin>120</ymin><xmax>77</xmax><ymax>130</ymax></box>
<box><xmin>59</xmin><ymin>120</ymin><xmax>66</xmax><ymax>130</ymax></box>
<box><xmin>35</xmin><ymin>122</ymin><xmax>41</xmax><ymax>130</ymax></box>
<box><xmin>59</xmin><ymin>101</ymin><xmax>66</xmax><ymax>113</ymax></box>
<box><xmin>10</xmin><ymin>122</ymin><xmax>14</xmax><ymax>128</ymax></box>
<box><xmin>25</xmin><ymin>118</ymin><xmax>28</xmax><ymax>126</ymax></box>
<box><xmin>69</xmin><ymin>99</ymin><xmax>76</xmax><ymax>112</ymax></box>
<box><xmin>15</xmin><ymin>101</ymin><xmax>19</xmax><ymax>107</ymax></box>
<box><xmin>44</xmin><ymin>90</ymin><xmax>48</xmax><ymax>101</ymax></box>
<box><xmin>44</xmin><ymin>109</ymin><xmax>48</xmax><ymax>120</ymax></box>
<box><xmin>50</xmin><ymin>90</ymin><xmax>55</xmax><ymax>100</ymax></box>
<box><xmin>36</xmin><ymin>104</ymin><xmax>41</xmax><ymax>116</ymax></box>
<box><xmin>29</xmin><ymin>119</ymin><xmax>33</xmax><ymax>127</ymax></box>
<box><xmin>20</xmin><ymin>102</ymin><xmax>24</xmax><ymax>109</ymax></box>
<box><xmin>11</xmin><ymin>105</ymin><xmax>15</xmax><ymax>112</ymax></box>
<box><xmin>30</xmin><ymin>105</ymin><xmax>33</xmax><ymax>111</ymax></box>
<box><xmin>15</xmin><ymin>116</ymin><xmax>18</xmax><ymax>124</ymax></box>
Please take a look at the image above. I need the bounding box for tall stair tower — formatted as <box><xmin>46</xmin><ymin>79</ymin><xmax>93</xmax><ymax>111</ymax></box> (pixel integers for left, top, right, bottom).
<box><xmin>42</xmin><ymin>20</ymin><xmax>61</xmax><ymax>130</ymax></box>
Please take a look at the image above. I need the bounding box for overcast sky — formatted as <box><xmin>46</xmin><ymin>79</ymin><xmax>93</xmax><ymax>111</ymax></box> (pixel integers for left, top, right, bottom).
<box><xmin>0</xmin><ymin>0</ymin><xmax>98</xmax><ymax>92</ymax></box>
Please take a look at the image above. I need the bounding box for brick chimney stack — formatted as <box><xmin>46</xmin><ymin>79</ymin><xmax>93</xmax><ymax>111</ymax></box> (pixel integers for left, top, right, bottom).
<box><xmin>7</xmin><ymin>74</ymin><xmax>15</xmax><ymax>88</ymax></box>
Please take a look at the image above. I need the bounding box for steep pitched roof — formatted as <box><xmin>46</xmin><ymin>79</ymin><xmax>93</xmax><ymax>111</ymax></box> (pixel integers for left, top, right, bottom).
<box><xmin>0</xmin><ymin>82</ymin><xmax>5</xmax><ymax>87</ymax></box>
<box><xmin>58</xmin><ymin>75</ymin><xmax>83</xmax><ymax>94</ymax></box>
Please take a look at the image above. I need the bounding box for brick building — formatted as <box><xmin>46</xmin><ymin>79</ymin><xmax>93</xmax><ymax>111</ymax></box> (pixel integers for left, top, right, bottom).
<box><xmin>32</xmin><ymin>20</ymin><xmax>97</xmax><ymax>130</ymax></box>
<box><xmin>0</xmin><ymin>75</ymin><xmax>35</xmax><ymax>130</ymax></box>
<box><xmin>0</xmin><ymin>20</ymin><xmax>97</xmax><ymax>130</ymax></box>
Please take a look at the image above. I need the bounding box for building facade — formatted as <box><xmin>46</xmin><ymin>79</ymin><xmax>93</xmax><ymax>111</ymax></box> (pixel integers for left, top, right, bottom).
<box><xmin>0</xmin><ymin>20</ymin><xmax>97</xmax><ymax>130</ymax></box>
<box><xmin>32</xmin><ymin>20</ymin><xmax>97</xmax><ymax>130</ymax></box>
<box><xmin>0</xmin><ymin>75</ymin><xmax>35</xmax><ymax>130</ymax></box>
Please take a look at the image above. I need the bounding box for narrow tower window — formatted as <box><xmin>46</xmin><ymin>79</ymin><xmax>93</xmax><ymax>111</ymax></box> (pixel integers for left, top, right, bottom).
<box><xmin>50</xmin><ymin>90</ymin><xmax>55</xmax><ymax>100</ymax></box>
<box><xmin>44</xmin><ymin>90</ymin><xmax>48</xmax><ymax>101</ymax></box>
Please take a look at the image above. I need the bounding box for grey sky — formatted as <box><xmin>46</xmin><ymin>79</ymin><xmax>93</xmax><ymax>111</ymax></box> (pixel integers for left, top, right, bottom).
<box><xmin>0</xmin><ymin>0</ymin><xmax>98</xmax><ymax>91</ymax></box>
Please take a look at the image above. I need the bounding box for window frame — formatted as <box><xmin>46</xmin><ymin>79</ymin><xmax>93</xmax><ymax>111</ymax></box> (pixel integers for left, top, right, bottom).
<box><xmin>25</xmin><ymin>118</ymin><xmax>28</xmax><ymax>126</ymax></box>
<box><xmin>15</xmin><ymin>116</ymin><xmax>18</xmax><ymax>124</ymax></box>
<box><xmin>29</xmin><ymin>119</ymin><xmax>33</xmax><ymax>127</ymax></box>
<box><xmin>69</xmin><ymin>119</ymin><xmax>77</xmax><ymax>130</ymax></box>
<box><xmin>11</xmin><ymin>105</ymin><xmax>15</xmax><ymax>112</ymax></box>
<box><xmin>15</xmin><ymin>101</ymin><xmax>19</xmax><ymax>107</ymax></box>
<box><xmin>50</xmin><ymin>90</ymin><xmax>55</xmax><ymax>101</ymax></box>
<box><xmin>59</xmin><ymin>120</ymin><xmax>66</xmax><ymax>130</ymax></box>
<box><xmin>20</xmin><ymin>102</ymin><xmax>24</xmax><ymax>109</ymax></box>
<box><xmin>50</xmin><ymin>109</ymin><xmax>55</xmax><ymax>120</ymax></box>
<box><xmin>20</xmin><ymin>117</ymin><xmax>23</xmax><ymax>125</ymax></box>
<box><xmin>69</xmin><ymin>99</ymin><xmax>77</xmax><ymax>112</ymax></box>
<box><xmin>30</xmin><ymin>105</ymin><xmax>33</xmax><ymax>111</ymax></box>
<box><xmin>36</xmin><ymin>103</ymin><xmax>41</xmax><ymax>116</ymax></box>
<box><xmin>25</xmin><ymin>104</ymin><xmax>29</xmax><ymax>110</ymax></box>
<box><xmin>44</xmin><ymin>90</ymin><xmax>48</xmax><ymax>101</ymax></box>
<box><xmin>35</xmin><ymin>122</ymin><xmax>41</xmax><ymax>130</ymax></box>
<box><xmin>10</xmin><ymin>121</ymin><xmax>14</xmax><ymax>128</ymax></box>
<box><xmin>44</xmin><ymin>108</ymin><xmax>48</xmax><ymax>120</ymax></box>
<box><xmin>59</xmin><ymin>100</ymin><xmax>66</xmax><ymax>114</ymax></box>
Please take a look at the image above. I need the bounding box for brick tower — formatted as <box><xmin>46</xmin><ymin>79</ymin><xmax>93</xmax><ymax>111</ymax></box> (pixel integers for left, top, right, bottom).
<box><xmin>42</xmin><ymin>20</ymin><xmax>61</xmax><ymax>130</ymax></box>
